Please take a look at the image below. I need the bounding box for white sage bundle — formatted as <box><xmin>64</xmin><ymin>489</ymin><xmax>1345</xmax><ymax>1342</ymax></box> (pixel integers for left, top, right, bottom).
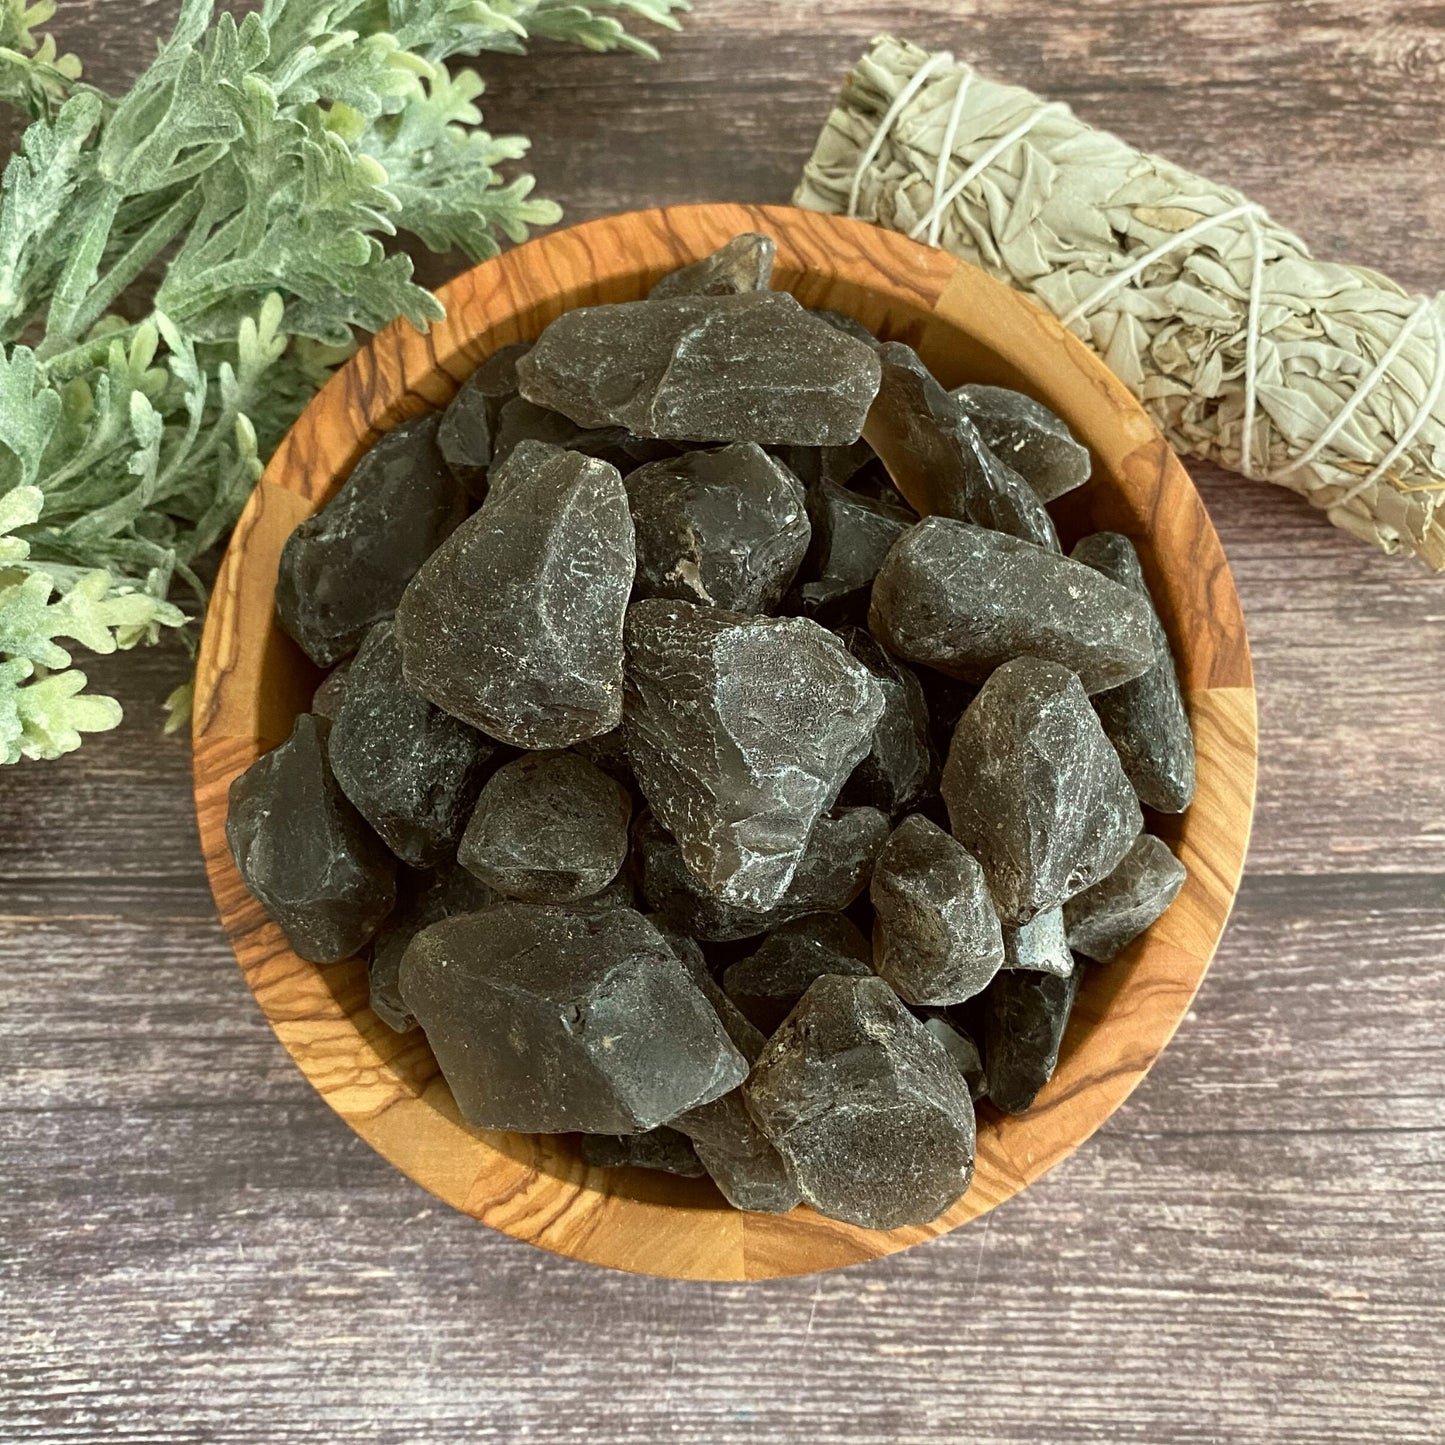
<box><xmin>794</xmin><ymin>37</ymin><xmax>1445</xmax><ymax>569</ymax></box>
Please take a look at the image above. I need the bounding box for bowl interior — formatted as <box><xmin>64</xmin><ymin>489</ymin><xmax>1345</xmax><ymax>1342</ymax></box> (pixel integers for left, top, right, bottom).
<box><xmin>193</xmin><ymin>203</ymin><xmax>1256</xmax><ymax>1280</ymax></box>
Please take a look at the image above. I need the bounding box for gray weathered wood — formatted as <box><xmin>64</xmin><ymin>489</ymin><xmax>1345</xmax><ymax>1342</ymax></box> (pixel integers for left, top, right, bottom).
<box><xmin>1</xmin><ymin>2</ymin><xmax>1443</xmax><ymax>1441</ymax></box>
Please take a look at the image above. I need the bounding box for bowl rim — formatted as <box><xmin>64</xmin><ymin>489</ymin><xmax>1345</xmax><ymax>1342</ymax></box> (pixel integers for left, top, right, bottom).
<box><xmin>192</xmin><ymin>202</ymin><xmax>1257</xmax><ymax>1281</ymax></box>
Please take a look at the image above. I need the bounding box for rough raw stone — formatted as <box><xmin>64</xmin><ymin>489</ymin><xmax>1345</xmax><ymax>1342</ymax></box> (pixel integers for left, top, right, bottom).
<box><xmin>768</xmin><ymin>438</ymin><xmax>874</xmax><ymax>491</ymax></box>
<box><xmin>985</xmin><ymin>960</ymin><xmax>1083</xmax><ymax>1114</ymax></box>
<box><xmin>328</xmin><ymin>621</ymin><xmax>495</xmax><ymax>869</ymax></box>
<box><xmin>275</xmin><ymin>413</ymin><xmax>468</xmax><ymax>666</ymax></box>
<box><xmin>624</xmin><ymin>598</ymin><xmax>885</xmax><ymax>909</ymax></box>
<box><xmin>580</xmin><ymin>1128</ymin><xmax>706</xmax><ymax>1177</ymax></box>
<box><xmin>650</xmin><ymin>918</ymin><xmax>767</xmax><ymax>1061</ymax></box>
<box><xmin>369</xmin><ymin>863</ymin><xmax>499</xmax><ymax>1033</ymax></box>
<box><xmin>920</xmin><ymin>1015</ymin><xmax>988</xmax><ymax>1101</ymax></box>
<box><xmin>437</xmin><ymin>372</ymin><xmax>493</xmax><ymax>493</ymax></box>
<box><xmin>1001</xmin><ymin>907</ymin><xmax>1073</xmax><ymax>977</ymax></box>
<box><xmin>787</xmin><ymin>478</ymin><xmax>914</xmax><ymax>622</ymax></box>
<box><xmin>943</xmin><ymin>657</ymin><xmax>1144</xmax><ymax>925</ymax></box>
<box><xmin>1071</xmin><ymin>532</ymin><xmax>1197</xmax><ymax>813</ymax></box>
<box><xmin>649</xmin><ymin>233</ymin><xmax>776</xmax><ymax>299</ymax></box>
<box><xmin>626</xmin><ymin>443</ymin><xmax>809</xmax><ymax>613</ymax></box>
<box><xmin>1064</xmin><ymin>833</ymin><xmax>1188</xmax><ymax>962</ymax></box>
<box><xmin>466</xmin><ymin>341</ymin><xmax>532</xmax><ymax>436</ymax></box>
<box><xmin>721</xmin><ymin>915</ymin><xmax>874</xmax><ymax>1035</ymax></box>
<box><xmin>310</xmin><ymin>662</ymin><xmax>350</xmax><ymax>721</ymax></box>
<box><xmin>870</xmin><ymin>518</ymin><xmax>1155</xmax><ymax>694</ymax></box>
<box><xmin>870</xmin><ymin>813</ymin><xmax>1005</xmax><ymax>1005</ymax></box>
<box><xmin>395</xmin><ymin>441</ymin><xmax>635</xmax><ymax>748</ymax></box>
<box><xmin>226</xmin><ymin>714</ymin><xmax>396</xmax><ymax>964</ymax></box>
<box><xmin>923</xmin><ymin>673</ymin><xmax>979</xmax><ymax>758</ymax></box>
<box><xmin>399</xmin><ymin>905</ymin><xmax>747</xmax><ymax>1132</ymax></box>
<box><xmin>517</xmin><ymin>291</ymin><xmax>882</xmax><ymax>446</ymax></box>
<box><xmin>837</xmin><ymin>627</ymin><xmax>936</xmax><ymax>814</ymax></box>
<box><xmin>574</xmin><ymin>872</ymin><xmax>640</xmax><ymax>914</ymax></box>
<box><xmin>809</xmin><ymin>307</ymin><xmax>879</xmax><ymax>345</ymax></box>
<box><xmin>491</xmin><ymin>397</ymin><xmax>679</xmax><ymax>475</ymax></box>
<box><xmin>572</xmin><ymin>727</ymin><xmax>635</xmax><ymax>787</ymax></box>
<box><xmin>634</xmin><ymin>806</ymin><xmax>889</xmax><ymax>942</ymax></box>
<box><xmin>458</xmin><ymin>751</ymin><xmax>632</xmax><ymax>903</ymax></box>
<box><xmin>674</xmin><ymin>1089</ymin><xmax>803</xmax><ymax>1213</ymax></box>
<box><xmin>868</xmin><ymin>343</ymin><xmax>1059</xmax><ymax>550</ymax></box>
<box><xmin>745</xmin><ymin>975</ymin><xmax>976</xmax><ymax>1229</ymax></box>
<box><xmin>954</xmin><ymin>383</ymin><xmax>1091</xmax><ymax>502</ymax></box>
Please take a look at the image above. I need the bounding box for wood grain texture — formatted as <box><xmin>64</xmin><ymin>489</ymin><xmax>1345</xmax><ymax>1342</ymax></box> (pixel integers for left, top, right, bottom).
<box><xmin>190</xmin><ymin>204</ymin><xmax>1256</xmax><ymax>1279</ymax></box>
<box><xmin>1</xmin><ymin>0</ymin><xmax>1442</xmax><ymax>1436</ymax></box>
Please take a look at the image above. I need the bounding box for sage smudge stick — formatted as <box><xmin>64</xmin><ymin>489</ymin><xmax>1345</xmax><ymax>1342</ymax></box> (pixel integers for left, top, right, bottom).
<box><xmin>794</xmin><ymin>37</ymin><xmax>1445</xmax><ymax>570</ymax></box>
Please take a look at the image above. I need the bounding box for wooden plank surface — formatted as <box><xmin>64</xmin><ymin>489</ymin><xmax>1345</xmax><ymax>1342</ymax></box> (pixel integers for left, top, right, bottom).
<box><xmin>2</xmin><ymin>1</ymin><xmax>1444</xmax><ymax>1441</ymax></box>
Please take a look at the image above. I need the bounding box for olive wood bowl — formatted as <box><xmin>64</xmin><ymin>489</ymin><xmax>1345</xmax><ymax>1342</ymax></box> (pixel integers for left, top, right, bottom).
<box><xmin>193</xmin><ymin>203</ymin><xmax>1257</xmax><ymax>1281</ymax></box>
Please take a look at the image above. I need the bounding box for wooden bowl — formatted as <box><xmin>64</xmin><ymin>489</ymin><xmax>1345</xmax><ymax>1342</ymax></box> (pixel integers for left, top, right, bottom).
<box><xmin>193</xmin><ymin>203</ymin><xmax>1256</xmax><ymax>1281</ymax></box>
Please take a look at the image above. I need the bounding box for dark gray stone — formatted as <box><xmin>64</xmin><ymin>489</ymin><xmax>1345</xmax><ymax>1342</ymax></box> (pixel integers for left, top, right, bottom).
<box><xmin>580</xmin><ymin>1128</ymin><xmax>706</xmax><ymax>1177</ymax></box>
<box><xmin>275</xmin><ymin>413</ymin><xmax>468</xmax><ymax>666</ymax></box>
<box><xmin>837</xmin><ymin>627</ymin><xmax>936</xmax><ymax>815</ymax></box>
<box><xmin>1071</xmin><ymin>532</ymin><xmax>1197</xmax><ymax>813</ymax></box>
<box><xmin>310</xmin><ymin>662</ymin><xmax>350</xmax><ymax>722</ymax></box>
<box><xmin>1064</xmin><ymin>832</ymin><xmax>1188</xmax><ymax>962</ymax></box>
<box><xmin>517</xmin><ymin>291</ymin><xmax>882</xmax><ymax>446</ymax></box>
<box><xmin>920</xmin><ymin>1015</ymin><xmax>988</xmax><ymax>1101</ymax></box>
<box><xmin>870</xmin><ymin>813</ymin><xmax>1004</xmax><ymax>1005</ymax></box>
<box><xmin>395</xmin><ymin>441</ymin><xmax>635</xmax><ymax>748</ymax></box>
<box><xmin>470</xmin><ymin>340</ymin><xmax>532</xmax><ymax>432</ymax></box>
<box><xmin>649</xmin><ymin>233</ymin><xmax>776</xmax><ymax>299</ymax></box>
<box><xmin>437</xmin><ymin>372</ymin><xmax>493</xmax><ymax>493</ymax></box>
<box><xmin>674</xmin><ymin>1090</ymin><xmax>803</xmax><ymax>1213</ymax></box>
<box><xmin>458</xmin><ymin>751</ymin><xmax>632</xmax><ymax>903</ymax></box>
<box><xmin>624</xmin><ymin>599</ymin><xmax>884</xmax><ymax>909</ymax></box>
<box><xmin>787</xmin><ymin>478</ymin><xmax>914</xmax><ymax>623</ymax></box>
<box><xmin>953</xmin><ymin>383</ymin><xmax>1091</xmax><ymax>502</ymax></box>
<box><xmin>369</xmin><ymin>864</ymin><xmax>500</xmax><ymax>1033</ymax></box>
<box><xmin>634</xmin><ymin>806</ymin><xmax>890</xmax><ymax>942</ymax></box>
<box><xmin>328</xmin><ymin>621</ymin><xmax>495</xmax><ymax>869</ymax></box>
<box><xmin>626</xmin><ymin>443</ymin><xmax>809</xmax><ymax>613</ymax></box>
<box><xmin>1001</xmin><ymin>907</ymin><xmax>1073</xmax><ymax>977</ymax></box>
<box><xmin>869</xmin><ymin>343</ymin><xmax>1059</xmax><ymax>550</ymax></box>
<box><xmin>398</xmin><ymin>905</ymin><xmax>747</xmax><ymax>1132</ymax></box>
<box><xmin>226</xmin><ymin>714</ymin><xmax>396</xmax><ymax>964</ymax></box>
<box><xmin>809</xmin><ymin>307</ymin><xmax>878</xmax><ymax>345</ymax></box>
<box><xmin>491</xmin><ymin>397</ymin><xmax>680</xmax><ymax>476</ymax></box>
<box><xmin>721</xmin><ymin>915</ymin><xmax>874</xmax><ymax>1036</ymax></box>
<box><xmin>943</xmin><ymin>657</ymin><xmax>1143</xmax><ymax>925</ymax></box>
<box><xmin>985</xmin><ymin>960</ymin><xmax>1083</xmax><ymax>1114</ymax></box>
<box><xmin>572</xmin><ymin>727</ymin><xmax>635</xmax><ymax>787</ymax></box>
<box><xmin>767</xmin><ymin>438</ymin><xmax>875</xmax><ymax>491</ymax></box>
<box><xmin>650</xmin><ymin>918</ymin><xmax>767</xmax><ymax>1061</ymax></box>
<box><xmin>745</xmin><ymin>975</ymin><xmax>976</xmax><ymax>1229</ymax></box>
<box><xmin>870</xmin><ymin>518</ymin><xmax>1156</xmax><ymax>694</ymax></box>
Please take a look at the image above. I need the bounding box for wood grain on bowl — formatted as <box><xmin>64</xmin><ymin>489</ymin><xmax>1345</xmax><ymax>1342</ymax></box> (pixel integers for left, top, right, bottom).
<box><xmin>192</xmin><ymin>203</ymin><xmax>1257</xmax><ymax>1281</ymax></box>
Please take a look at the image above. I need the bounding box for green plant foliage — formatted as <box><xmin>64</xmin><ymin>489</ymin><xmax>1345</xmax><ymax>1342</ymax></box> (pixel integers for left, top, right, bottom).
<box><xmin>0</xmin><ymin>0</ymin><xmax>685</xmax><ymax>762</ymax></box>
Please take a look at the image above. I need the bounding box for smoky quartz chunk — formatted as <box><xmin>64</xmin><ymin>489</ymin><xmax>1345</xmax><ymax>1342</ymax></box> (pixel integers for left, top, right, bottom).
<box><xmin>226</xmin><ymin>713</ymin><xmax>396</xmax><ymax>964</ymax></box>
<box><xmin>458</xmin><ymin>751</ymin><xmax>632</xmax><ymax>903</ymax></box>
<box><xmin>985</xmin><ymin>960</ymin><xmax>1083</xmax><ymax>1114</ymax></box>
<box><xmin>943</xmin><ymin>657</ymin><xmax>1143</xmax><ymax>925</ymax></box>
<box><xmin>649</xmin><ymin>233</ymin><xmax>776</xmax><ymax>299</ymax></box>
<box><xmin>626</xmin><ymin>443</ymin><xmax>810</xmax><ymax>613</ymax></box>
<box><xmin>1071</xmin><ymin>532</ymin><xmax>1196</xmax><ymax>813</ymax></box>
<box><xmin>517</xmin><ymin>291</ymin><xmax>882</xmax><ymax>446</ymax></box>
<box><xmin>634</xmin><ymin>806</ymin><xmax>889</xmax><ymax>942</ymax></box>
<box><xmin>399</xmin><ymin>905</ymin><xmax>747</xmax><ymax>1133</ymax></box>
<box><xmin>867</xmin><ymin>343</ymin><xmax>1059</xmax><ymax>550</ymax></box>
<box><xmin>745</xmin><ymin>975</ymin><xmax>976</xmax><ymax>1229</ymax></box>
<box><xmin>870</xmin><ymin>813</ymin><xmax>1005</xmax><ymax>1005</ymax></box>
<box><xmin>1064</xmin><ymin>833</ymin><xmax>1188</xmax><ymax>962</ymax></box>
<box><xmin>328</xmin><ymin>621</ymin><xmax>495</xmax><ymax>869</ymax></box>
<box><xmin>721</xmin><ymin>915</ymin><xmax>874</xmax><ymax>1035</ymax></box>
<box><xmin>580</xmin><ymin>1128</ymin><xmax>706</xmax><ymax>1177</ymax></box>
<box><xmin>787</xmin><ymin>478</ymin><xmax>914</xmax><ymax>623</ymax></box>
<box><xmin>1001</xmin><ymin>907</ymin><xmax>1073</xmax><ymax>978</ymax></box>
<box><xmin>870</xmin><ymin>518</ymin><xmax>1155</xmax><ymax>694</ymax></box>
<box><xmin>920</xmin><ymin>1015</ymin><xmax>988</xmax><ymax>1101</ymax></box>
<box><xmin>275</xmin><ymin>413</ymin><xmax>468</xmax><ymax>666</ymax></box>
<box><xmin>837</xmin><ymin>627</ymin><xmax>936</xmax><ymax>814</ymax></box>
<box><xmin>624</xmin><ymin>599</ymin><xmax>884</xmax><ymax>909</ymax></box>
<box><xmin>369</xmin><ymin>863</ymin><xmax>499</xmax><ymax>1033</ymax></box>
<box><xmin>491</xmin><ymin>396</ymin><xmax>680</xmax><ymax>476</ymax></box>
<box><xmin>396</xmin><ymin>441</ymin><xmax>635</xmax><ymax>748</ymax></box>
<box><xmin>953</xmin><ymin>384</ymin><xmax>1091</xmax><ymax>502</ymax></box>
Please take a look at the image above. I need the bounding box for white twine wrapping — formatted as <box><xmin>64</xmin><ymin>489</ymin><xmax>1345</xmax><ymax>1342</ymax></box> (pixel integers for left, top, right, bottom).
<box><xmin>795</xmin><ymin>37</ymin><xmax>1445</xmax><ymax>569</ymax></box>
